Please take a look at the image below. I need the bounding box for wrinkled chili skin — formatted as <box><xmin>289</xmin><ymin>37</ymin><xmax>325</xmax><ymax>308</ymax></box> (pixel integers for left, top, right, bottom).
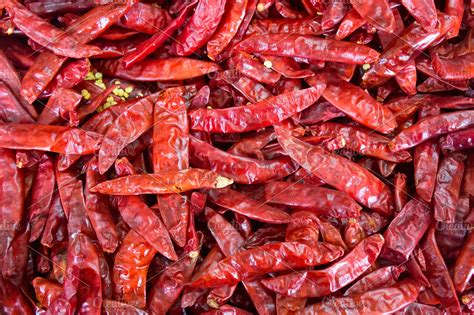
<box><xmin>275</xmin><ymin>125</ymin><xmax>393</xmax><ymax>215</ymax></box>
<box><xmin>235</xmin><ymin>34</ymin><xmax>379</xmax><ymax>64</ymax></box>
<box><xmin>440</xmin><ymin>128</ymin><xmax>474</xmax><ymax>151</ymax></box>
<box><xmin>454</xmin><ymin>231</ymin><xmax>474</xmax><ymax>293</ymax></box>
<box><xmin>189</xmin><ymin>86</ymin><xmax>324</xmax><ymax>133</ymax></box>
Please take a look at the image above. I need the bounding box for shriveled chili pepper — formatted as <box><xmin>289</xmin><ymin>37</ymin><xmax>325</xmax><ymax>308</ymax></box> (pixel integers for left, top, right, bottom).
<box><xmin>190</xmin><ymin>240</ymin><xmax>344</xmax><ymax>288</ymax></box>
<box><xmin>275</xmin><ymin>125</ymin><xmax>393</xmax><ymax>215</ymax></box>
<box><xmin>170</xmin><ymin>0</ymin><xmax>227</xmax><ymax>56</ymax></box>
<box><xmin>394</xmin><ymin>173</ymin><xmax>408</xmax><ymax>213</ymax></box>
<box><xmin>440</xmin><ymin>128</ymin><xmax>474</xmax><ymax>151</ymax></box>
<box><xmin>262</xmin><ymin>234</ymin><xmax>384</xmax><ymax>297</ymax></box>
<box><xmin>235</xmin><ymin>34</ymin><xmax>380</xmax><ymax>64</ymax></box>
<box><xmin>345</xmin><ymin>265</ymin><xmax>405</xmax><ymax>296</ymax></box>
<box><xmin>433</xmin><ymin>152</ymin><xmax>467</xmax><ymax>223</ymax></box>
<box><xmin>37</xmin><ymin>88</ymin><xmax>82</xmax><ymax>126</ymax></box>
<box><xmin>189</xmin><ymin>86</ymin><xmax>324</xmax><ymax>133</ymax></box>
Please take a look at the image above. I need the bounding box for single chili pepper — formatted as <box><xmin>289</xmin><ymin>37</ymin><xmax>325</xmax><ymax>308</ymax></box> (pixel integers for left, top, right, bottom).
<box><xmin>321</xmin><ymin>0</ymin><xmax>348</xmax><ymax>30</ymax></box>
<box><xmin>235</xmin><ymin>34</ymin><xmax>379</xmax><ymax>64</ymax></box>
<box><xmin>47</xmin><ymin>233</ymin><xmax>102</xmax><ymax>315</ymax></box>
<box><xmin>170</xmin><ymin>0</ymin><xmax>227</xmax><ymax>56</ymax></box>
<box><xmin>343</xmin><ymin>218</ymin><xmax>366</xmax><ymax>249</ymax></box>
<box><xmin>227</xmin><ymin>129</ymin><xmax>275</xmax><ymax>158</ymax></box>
<box><xmin>220</xmin><ymin>71</ymin><xmax>273</xmax><ymax>103</ymax></box>
<box><xmin>416</xmin><ymin>56</ymin><xmax>470</xmax><ymax>92</ymax></box>
<box><xmin>344</xmin><ymin>265</ymin><xmax>405</xmax><ymax>296</ymax></box>
<box><xmin>92</xmin><ymin>168</ymin><xmax>232</xmax><ymax>195</ymax></box>
<box><xmin>262</xmin><ymin>234</ymin><xmax>384</xmax><ymax>297</ymax></box>
<box><xmin>440</xmin><ymin>128</ymin><xmax>474</xmax><ymax>151</ymax></box>
<box><xmin>414</xmin><ymin>138</ymin><xmax>440</xmax><ymax>203</ymax></box>
<box><xmin>151</xmin><ymin>87</ymin><xmax>190</xmax><ymax>247</ymax></box>
<box><xmin>275</xmin><ymin>125</ymin><xmax>393</xmax><ymax>215</ymax></box>
<box><xmin>308</xmin><ymin>74</ymin><xmax>398</xmax><ymax>133</ymax></box>
<box><xmin>304</xmin><ymin>279</ymin><xmax>422</xmax><ymax>314</ymax></box>
<box><xmin>264</xmin><ymin>181</ymin><xmax>361</xmax><ymax>218</ymax></box>
<box><xmin>362</xmin><ymin>14</ymin><xmax>452</xmax><ymax>88</ymax></box>
<box><xmin>433</xmin><ymin>152</ymin><xmax>467</xmax><ymax>223</ymax></box>
<box><xmin>431</xmin><ymin>52</ymin><xmax>474</xmax><ymax>81</ymax></box>
<box><xmin>189</xmin><ymin>86</ymin><xmax>324</xmax><ymax>133</ymax></box>
<box><xmin>394</xmin><ymin>173</ymin><xmax>408</xmax><ymax>213</ymax></box>
<box><xmin>190</xmin><ymin>240</ymin><xmax>344</xmax><ymax>288</ymax></box>
<box><xmin>148</xmin><ymin>212</ymin><xmax>203</xmax><ymax>314</ymax></box>
<box><xmin>381</xmin><ymin>199</ymin><xmax>432</xmax><ymax>263</ymax></box>
<box><xmin>96</xmin><ymin>57</ymin><xmax>220</xmax><ymax>82</ymax></box>
<box><xmin>208</xmin><ymin>187</ymin><xmax>291</xmax><ymax>223</ymax></box>
<box><xmin>445</xmin><ymin>0</ymin><xmax>464</xmax><ymax>38</ymax></box>
<box><xmin>0</xmin><ymin>50</ymin><xmax>37</xmax><ymax>119</ymax></box>
<box><xmin>399</xmin><ymin>0</ymin><xmax>437</xmax><ymax>29</ymax></box>
<box><xmin>37</xmin><ymin>88</ymin><xmax>82</xmax><ymax>126</ymax></box>
<box><xmin>120</xmin><ymin>1</ymin><xmax>197</xmax><ymax>67</ymax></box>
<box><xmin>349</xmin><ymin>0</ymin><xmax>394</xmax><ymax>32</ymax></box>
<box><xmin>297</xmin><ymin>100</ymin><xmax>345</xmax><ymax>125</ymax></box>
<box><xmin>5</xmin><ymin>1</ymin><xmax>102</xmax><ymax>58</ymax></box>
<box><xmin>117</xmin><ymin>1</ymin><xmax>170</xmax><ymax>34</ymax></box>
<box><xmin>27</xmin><ymin>154</ymin><xmax>55</xmax><ymax>242</ymax></box>
<box><xmin>0</xmin><ymin>123</ymin><xmax>103</xmax><ymax>155</ymax></box>
<box><xmin>40</xmin><ymin>193</ymin><xmax>67</xmax><ymax>248</ymax></box>
<box><xmin>207</xmin><ymin>0</ymin><xmax>248</xmax><ymax>60</ymax></box>
<box><xmin>389</xmin><ymin>110</ymin><xmax>474</xmax><ymax>151</ymax></box>
<box><xmin>66</xmin><ymin>179</ymin><xmax>96</xmax><ymax>241</ymax></box>
<box><xmin>422</xmin><ymin>225</ymin><xmax>462</xmax><ymax>313</ymax></box>
<box><xmin>335</xmin><ymin>8</ymin><xmax>365</xmax><ymax>40</ymax></box>
<box><xmin>190</xmin><ymin>136</ymin><xmax>296</xmax><ymax>184</ymax></box>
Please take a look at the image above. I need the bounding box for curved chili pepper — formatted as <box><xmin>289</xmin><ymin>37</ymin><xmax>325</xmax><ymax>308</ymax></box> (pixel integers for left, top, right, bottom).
<box><xmin>208</xmin><ymin>187</ymin><xmax>290</xmax><ymax>223</ymax></box>
<box><xmin>120</xmin><ymin>1</ymin><xmax>197</xmax><ymax>67</ymax></box>
<box><xmin>275</xmin><ymin>125</ymin><xmax>393</xmax><ymax>215</ymax></box>
<box><xmin>148</xmin><ymin>212</ymin><xmax>202</xmax><ymax>314</ymax></box>
<box><xmin>303</xmin><ymin>279</ymin><xmax>422</xmax><ymax>314</ymax></box>
<box><xmin>389</xmin><ymin>111</ymin><xmax>474</xmax><ymax>151</ymax></box>
<box><xmin>308</xmin><ymin>75</ymin><xmax>397</xmax><ymax>133</ymax></box>
<box><xmin>92</xmin><ymin>169</ymin><xmax>232</xmax><ymax>195</ymax></box>
<box><xmin>433</xmin><ymin>152</ymin><xmax>466</xmax><ymax>223</ymax></box>
<box><xmin>170</xmin><ymin>0</ymin><xmax>227</xmax><ymax>56</ymax></box>
<box><xmin>264</xmin><ymin>181</ymin><xmax>361</xmax><ymax>218</ymax></box>
<box><xmin>5</xmin><ymin>1</ymin><xmax>102</xmax><ymax>58</ymax></box>
<box><xmin>362</xmin><ymin>14</ymin><xmax>452</xmax><ymax>88</ymax></box>
<box><xmin>28</xmin><ymin>154</ymin><xmax>55</xmax><ymax>242</ymax></box>
<box><xmin>262</xmin><ymin>234</ymin><xmax>384</xmax><ymax>297</ymax></box>
<box><xmin>381</xmin><ymin>199</ymin><xmax>432</xmax><ymax>263</ymax></box>
<box><xmin>0</xmin><ymin>123</ymin><xmax>103</xmax><ymax>155</ymax></box>
<box><xmin>189</xmin><ymin>86</ymin><xmax>324</xmax><ymax>133</ymax></box>
<box><xmin>208</xmin><ymin>0</ymin><xmax>248</xmax><ymax>60</ymax></box>
<box><xmin>422</xmin><ymin>225</ymin><xmax>462</xmax><ymax>313</ymax></box>
<box><xmin>235</xmin><ymin>34</ymin><xmax>379</xmax><ymax>64</ymax></box>
<box><xmin>190</xmin><ymin>241</ymin><xmax>344</xmax><ymax>288</ymax></box>
<box><xmin>190</xmin><ymin>136</ymin><xmax>296</xmax><ymax>184</ymax></box>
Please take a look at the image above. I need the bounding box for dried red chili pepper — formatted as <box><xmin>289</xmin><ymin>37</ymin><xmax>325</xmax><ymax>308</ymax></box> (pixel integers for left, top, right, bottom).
<box><xmin>262</xmin><ymin>234</ymin><xmax>384</xmax><ymax>297</ymax></box>
<box><xmin>189</xmin><ymin>86</ymin><xmax>324</xmax><ymax>133</ymax></box>
<box><xmin>275</xmin><ymin>125</ymin><xmax>393</xmax><ymax>215</ymax></box>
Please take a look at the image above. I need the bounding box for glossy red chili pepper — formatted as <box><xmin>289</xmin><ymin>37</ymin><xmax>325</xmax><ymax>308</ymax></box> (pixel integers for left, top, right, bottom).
<box><xmin>262</xmin><ymin>234</ymin><xmax>384</xmax><ymax>297</ymax></box>
<box><xmin>400</xmin><ymin>0</ymin><xmax>437</xmax><ymax>29</ymax></box>
<box><xmin>190</xmin><ymin>240</ymin><xmax>344</xmax><ymax>288</ymax></box>
<box><xmin>440</xmin><ymin>128</ymin><xmax>474</xmax><ymax>151</ymax></box>
<box><xmin>308</xmin><ymin>74</ymin><xmax>398</xmax><ymax>133</ymax></box>
<box><xmin>42</xmin><ymin>59</ymin><xmax>90</xmax><ymax>97</ymax></box>
<box><xmin>189</xmin><ymin>86</ymin><xmax>324</xmax><ymax>133</ymax></box>
<box><xmin>117</xmin><ymin>1</ymin><xmax>170</xmax><ymax>34</ymax></box>
<box><xmin>422</xmin><ymin>225</ymin><xmax>462</xmax><ymax>313</ymax></box>
<box><xmin>170</xmin><ymin>0</ymin><xmax>227</xmax><ymax>56</ymax></box>
<box><xmin>390</xmin><ymin>111</ymin><xmax>474</xmax><ymax>151</ymax></box>
<box><xmin>433</xmin><ymin>152</ymin><xmax>467</xmax><ymax>223</ymax></box>
<box><xmin>228</xmin><ymin>52</ymin><xmax>281</xmax><ymax>85</ymax></box>
<box><xmin>394</xmin><ymin>173</ymin><xmax>408</xmax><ymax>213</ymax></box>
<box><xmin>350</xmin><ymin>0</ymin><xmax>394</xmax><ymax>32</ymax></box>
<box><xmin>37</xmin><ymin>88</ymin><xmax>82</xmax><ymax>126</ymax></box>
<box><xmin>264</xmin><ymin>181</ymin><xmax>361</xmax><ymax>218</ymax></box>
<box><xmin>246</xmin><ymin>17</ymin><xmax>322</xmax><ymax>36</ymax></box>
<box><xmin>235</xmin><ymin>34</ymin><xmax>379</xmax><ymax>64</ymax></box>
<box><xmin>275</xmin><ymin>125</ymin><xmax>393</xmax><ymax>215</ymax></box>
<box><xmin>345</xmin><ymin>265</ymin><xmax>405</xmax><ymax>296</ymax></box>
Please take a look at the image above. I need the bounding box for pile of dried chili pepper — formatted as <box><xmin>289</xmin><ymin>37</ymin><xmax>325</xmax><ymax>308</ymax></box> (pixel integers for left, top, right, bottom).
<box><xmin>0</xmin><ymin>0</ymin><xmax>473</xmax><ymax>314</ymax></box>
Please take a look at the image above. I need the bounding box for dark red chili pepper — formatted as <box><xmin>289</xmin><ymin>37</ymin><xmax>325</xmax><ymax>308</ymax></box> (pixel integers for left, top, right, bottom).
<box><xmin>262</xmin><ymin>234</ymin><xmax>384</xmax><ymax>297</ymax></box>
<box><xmin>440</xmin><ymin>128</ymin><xmax>474</xmax><ymax>151</ymax></box>
<box><xmin>275</xmin><ymin>125</ymin><xmax>393</xmax><ymax>215</ymax></box>
<box><xmin>189</xmin><ymin>86</ymin><xmax>324</xmax><ymax>133</ymax></box>
<box><xmin>235</xmin><ymin>34</ymin><xmax>380</xmax><ymax>64</ymax></box>
<box><xmin>170</xmin><ymin>0</ymin><xmax>227</xmax><ymax>56</ymax></box>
